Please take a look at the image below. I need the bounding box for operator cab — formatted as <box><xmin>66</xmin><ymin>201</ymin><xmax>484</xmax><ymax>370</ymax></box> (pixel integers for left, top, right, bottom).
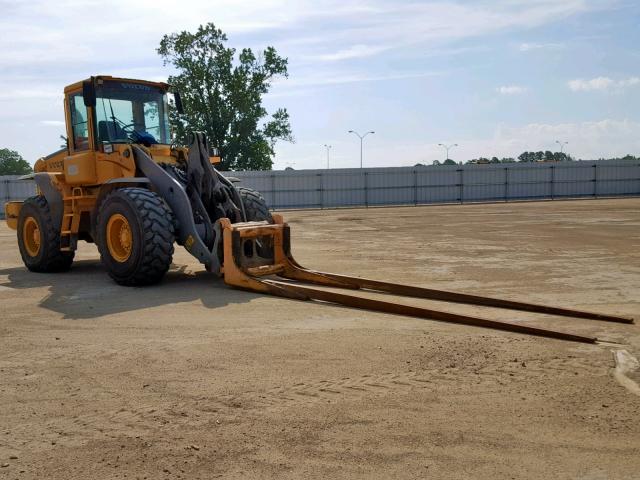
<box><xmin>66</xmin><ymin>76</ymin><xmax>172</xmax><ymax>152</ymax></box>
<box><xmin>94</xmin><ymin>80</ymin><xmax>170</xmax><ymax>146</ymax></box>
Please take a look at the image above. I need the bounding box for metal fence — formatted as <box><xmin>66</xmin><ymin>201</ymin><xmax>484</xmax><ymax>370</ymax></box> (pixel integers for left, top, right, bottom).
<box><xmin>232</xmin><ymin>160</ymin><xmax>640</xmax><ymax>209</ymax></box>
<box><xmin>1</xmin><ymin>160</ymin><xmax>638</xmax><ymax>215</ymax></box>
<box><xmin>0</xmin><ymin>175</ymin><xmax>38</xmax><ymax>205</ymax></box>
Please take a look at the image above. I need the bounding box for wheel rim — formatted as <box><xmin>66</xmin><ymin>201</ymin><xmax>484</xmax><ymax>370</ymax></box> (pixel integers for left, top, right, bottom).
<box><xmin>23</xmin><ymin>217</ymin><xmax>41</xmax><ymax>257</ymax></box>
<box><xmin>106</xmin><ymin>214</ymin><xmax>132</xmax><ymax>263</ymax></box>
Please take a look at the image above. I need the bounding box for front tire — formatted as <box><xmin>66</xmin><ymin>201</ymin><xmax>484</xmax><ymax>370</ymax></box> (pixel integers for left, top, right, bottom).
<box><xmin>97</xmin><ymin>188</ymin><xmax>174</xmax><ymax>286</ymax></box>
<box><xmin>17</xmin><ymin>196</ymin><xmax>74</xmax><ymax>272</ymax></box>
<box><xmin>237</xmin><ymin>187</ymin><xmax>273</xmax><ymax>258</ymax></box>
<box><xmin>238</xmin><ymin>187</ymin><xmax>272</xmax><ymax>223</ymax></box>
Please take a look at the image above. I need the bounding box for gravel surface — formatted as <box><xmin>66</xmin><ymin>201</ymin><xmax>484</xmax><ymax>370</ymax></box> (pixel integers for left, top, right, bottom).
<box><xmin>1</xmin><ymin>198</ymin><xmax>639</xmax><ymax>479</ymax></box>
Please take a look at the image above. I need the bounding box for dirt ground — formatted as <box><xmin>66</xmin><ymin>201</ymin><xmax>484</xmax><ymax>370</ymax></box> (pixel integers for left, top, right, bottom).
<box><xmin>1</xmin><ymin>198</ymin><xmax>639</xmax><ymax>479</ymax></box>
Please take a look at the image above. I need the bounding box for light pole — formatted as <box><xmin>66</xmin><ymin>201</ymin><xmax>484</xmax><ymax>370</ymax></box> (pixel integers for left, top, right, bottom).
<box><xmin>438</xmin><ymin>143</ymin><xmax>458</xmax><ymax>162</ymax></box>
<box><xmin>556</xmin><ymin>140</ymin><xmax>568</xmax><ymax>154</ymax></box>
<box><xmin>348</xmin><ymin>130</ymin><xmax>374</xmax><ymax>168</ymax></box>
<box><xmin>323</xmin><ymin>144</ymin><xmax>332</xmax><ymax>169</ymax></box>
<box><xmin>556</xmin><ymin>140</ymin><xmax>569</xmax><ymax>161</ymax></box>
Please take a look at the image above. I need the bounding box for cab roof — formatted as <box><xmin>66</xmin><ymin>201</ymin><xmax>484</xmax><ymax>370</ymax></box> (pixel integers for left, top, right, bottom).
<box><xmin>63</xmin><ymin>75</ymin><xmax>169</xmax><ymax>94</ymax></box>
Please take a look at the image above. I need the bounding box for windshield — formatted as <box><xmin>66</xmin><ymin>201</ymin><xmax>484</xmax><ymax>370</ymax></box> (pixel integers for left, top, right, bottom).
<box><xmin>94</xmin><ymin>80</ymin><xmax>171</xmax><ymax>145</ymax></box>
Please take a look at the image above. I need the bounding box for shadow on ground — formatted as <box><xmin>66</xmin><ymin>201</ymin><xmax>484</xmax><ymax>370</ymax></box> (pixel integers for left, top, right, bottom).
<box><xmin>0</xmin><ymin>260</ymin><xmax>257</xmax><ymax>320</ymax></box>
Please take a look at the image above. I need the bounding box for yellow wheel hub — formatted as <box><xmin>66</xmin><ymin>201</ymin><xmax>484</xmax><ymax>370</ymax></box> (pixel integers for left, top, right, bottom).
<box><xmin>106</xmin><ymin>214</ymin><xmax>133</xmax><ymax>263</ymax></box>
<box><xmin>23</xmin><ymin>217</ymin><xmax>41</xmax><ymax>257</ymax></box>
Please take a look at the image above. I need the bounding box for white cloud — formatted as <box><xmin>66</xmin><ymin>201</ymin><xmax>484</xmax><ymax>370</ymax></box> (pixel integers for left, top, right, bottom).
<box><xmin>310</xmin><ymin>44</ymin><xmax>390</xmax><ymax>62</ymax></box>
<box><xmin>568</xmin><ymin>76</ymin><xmax>640</xmax><ymax>91</ymax></box>
<box><xmin>0</xmin><ymin>88</ymin><xmax>61</xmax><ymax>100</ymax></box>
<box><xmin>519</xmin><ymin>42</ymin><xmax>563</xmax><ymax>52</ymax></box>
<box><xmin>310</xmin><ymin>0</ymin><xmax>596</xmax><ymax>59</ymax></box>
<box><xmin>496</xmin><ymin>85</ymin><xmax>528</xmax><ymax>95</ymax></box>
<box><xmin>619</xmin><ymin>77</ymin><xmax>640</xmax><ymax>87</ymax></box>
<box><xmin>491</xmin><ymin>119</ymin><xmax>640</xmax><ymax>159</ymax></box>
<box><xmin>568</xmin><ymin>77</ymin><xmax>614</xmax><ymax>91</ymax></box>
<box><xmin>277</xmin><ymin>70</ymin><xmax>445</xmax><ymax>88</ymax></box>
<box><xmin>40</xmin><ymin>120</ymin><xmax>65</xmax><ymax>127</ymax></box>
<box><xmin>0</xmin><ymin>0</ymin><xmax>604</xmax><ymax>72</ymax></box>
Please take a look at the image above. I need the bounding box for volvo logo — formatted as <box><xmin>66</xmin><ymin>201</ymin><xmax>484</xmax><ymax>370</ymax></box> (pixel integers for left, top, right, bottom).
<box><xmin>120</xmin><ymin>83</ymin><xmax>152</xmax><ymax>91</ymax></box>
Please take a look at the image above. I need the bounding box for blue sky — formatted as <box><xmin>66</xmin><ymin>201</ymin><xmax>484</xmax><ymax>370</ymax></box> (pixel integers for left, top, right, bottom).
<box><xmin>0</xmin><ymin>0</ymin><xmax>638</xmax><ymax>169</ymax></box>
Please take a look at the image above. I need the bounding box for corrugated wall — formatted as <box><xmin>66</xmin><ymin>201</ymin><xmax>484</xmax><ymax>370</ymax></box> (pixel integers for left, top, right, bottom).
<box><xmin>1</xmin><ymin>160</ymin><xmax>638</xmax><ymax>215</ymax></box>
<box><xmin>0</xmin><ymin>175</ymin><xmax>37</xmax><ymax>205</ymax></box>
<box><xmin>233</xmin><ymin>160</ymin><xmax>640</xmax><ymax>209</ymax></box>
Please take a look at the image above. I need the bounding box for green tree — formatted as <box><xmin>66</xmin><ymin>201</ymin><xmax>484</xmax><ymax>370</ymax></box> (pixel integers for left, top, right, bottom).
<box><xmin>158</xmin><ymin>23</ymin><xmax>293</xmax><ymax>171</ymax></box>
<box><xmin>443</xmin><ymin>159</ymin><xmax>457</xmax><ymax>165</ymax></box>
<box><xmin>0</xmin><ymin>149</ymin><xmax>32</xmax><ymax>175</ymax></box>
<box><xmin>518</xmin><ymin>151</ymin><xmax>533</xmax><ymax>162</ymax></box>
<box><xmin>552</xmin><ymin>152</ymin><xmax>569</xmax><ymax>162</ymax></box>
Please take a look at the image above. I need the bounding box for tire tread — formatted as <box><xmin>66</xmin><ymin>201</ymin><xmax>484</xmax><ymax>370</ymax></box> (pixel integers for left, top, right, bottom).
<box><xmin>237</xmin><ymin>187</ymin><xmax>272</xmax><ymax>222</ymax></box>
<box><xmin>97</xmin><ymin>188</ymin><xmax>174</xmax><ymax>286</ymax></box>
<box><xmin>19</xmin><ymin>195</ymin><xmax>74</xmax><ymax>272</ymax></box>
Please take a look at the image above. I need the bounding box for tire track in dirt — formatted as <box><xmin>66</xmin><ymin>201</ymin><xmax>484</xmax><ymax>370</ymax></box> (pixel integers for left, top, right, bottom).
<box><xmin>253</xmin><ymin>355</ymin><xmax>606</xmax><ymax>408</ymax></box>
<box><xmin>27</xmin><ymin>354</ymin><xmax>610</xmax><ymax>448</ymax></box>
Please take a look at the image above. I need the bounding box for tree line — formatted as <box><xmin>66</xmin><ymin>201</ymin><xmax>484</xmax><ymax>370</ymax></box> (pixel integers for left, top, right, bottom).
<box><xmin>0</xmin><ymin>149</ymin><xmax>33</xmax><ymax>175</ymax></box>
<box><xmin>430</xmin><ymin>153</ymin><xmax>638</xmax><ymax>166</ymax></box>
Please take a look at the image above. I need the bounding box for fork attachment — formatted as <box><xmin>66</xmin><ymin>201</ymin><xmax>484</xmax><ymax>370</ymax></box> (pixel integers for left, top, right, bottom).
<box><xmin>218</xmin><ymin>215</ymin><xmax>634</xmax><ymax>344</ymax></box>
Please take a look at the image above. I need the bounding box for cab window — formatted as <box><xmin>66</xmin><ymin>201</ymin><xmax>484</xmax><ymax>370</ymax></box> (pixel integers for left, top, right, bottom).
<box><xmin>70</xmin><ymin>93</ymin><xmax>89</xmax><ymax>150</ymax></box>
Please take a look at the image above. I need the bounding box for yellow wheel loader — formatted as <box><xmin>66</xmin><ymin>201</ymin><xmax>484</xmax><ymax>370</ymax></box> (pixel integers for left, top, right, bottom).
<box><xmin>5</xmin><ymin>76</ymin><xmax>270</xmax><ymax>285</ymax></box>
<box><xmin>4</xmin><ymin>75</ymin><xmax>633</xmax><ymax>343</ymax></box>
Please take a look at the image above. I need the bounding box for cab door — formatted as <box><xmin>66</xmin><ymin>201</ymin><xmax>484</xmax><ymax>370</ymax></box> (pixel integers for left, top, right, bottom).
<box><xmin>63</xmin><ymin>90</ymin><xmax>97</xmax><ymax>185</ymax></box>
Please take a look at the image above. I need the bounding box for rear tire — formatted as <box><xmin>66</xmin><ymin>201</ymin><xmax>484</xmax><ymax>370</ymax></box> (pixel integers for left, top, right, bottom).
<box><xmin>97</xmin><ymin>188</ymin><xmax>174</xmax><ymax>286</ymax></box>
<box><xmin>17</xmin><ymin>196</ymin><xmax>74</xmax><ymax>272</ymax></box>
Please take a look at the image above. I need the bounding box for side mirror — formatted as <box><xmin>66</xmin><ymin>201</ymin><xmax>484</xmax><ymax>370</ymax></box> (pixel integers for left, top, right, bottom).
<box><xmin>82</xmin><ymin>80</ymin><xmax>96</xmax><ymax>107</ymax></box>
<box><xmin>174</xmin><ymin>91</ymin><xmax>184</xmax><ymax>114</ymax></box>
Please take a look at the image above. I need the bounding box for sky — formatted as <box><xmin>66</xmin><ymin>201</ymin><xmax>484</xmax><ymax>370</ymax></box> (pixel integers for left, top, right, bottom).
<box><xmin>0</xmin><ymin>0</ymin><xmax>639</xmax><ymax>170</ymax></box>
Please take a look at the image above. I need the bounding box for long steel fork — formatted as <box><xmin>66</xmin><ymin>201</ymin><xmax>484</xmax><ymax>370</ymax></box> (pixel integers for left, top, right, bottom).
<box><xmin>218</xmin><ymin>216</ymin><xmax>634</xmax><ymax>344</ymax></box>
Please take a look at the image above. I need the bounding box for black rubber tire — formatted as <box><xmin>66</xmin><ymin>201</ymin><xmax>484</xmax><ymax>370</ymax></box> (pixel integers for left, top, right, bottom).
<box><xmin>237</xmin><ymin>186</ymin><xmax>273</xmax><ymax>258</ymax></box>
<box><xmin>237</xmin><ymin>187</ymin><xmax>272</xmax><ymax>222</ymax></box>
<box><xmin>96</xmin><ymin>188</ymin><xmax>175</xmax><ymax>286</ymax></box>
<box><xmin>17</xmin><ymin>196</ymin><xmax>74</xmax><ymax>272</ymax></box>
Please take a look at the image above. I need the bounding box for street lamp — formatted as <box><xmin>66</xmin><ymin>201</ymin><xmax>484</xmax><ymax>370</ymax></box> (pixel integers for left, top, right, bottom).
<box><xmin>438</xmin><ymin>143</ymin><xmax>458</xmax><ymax>162</ymax></box>
<box><xmin>556</xmin><ymin>140</ymin><xmax>569</xmax><ymax>160</ymax></box>
<box><xmin>323</xmin><ymin>144</ymin><xmax>332</xmax><ymax>169</ymax></box>
<box><xmin>348</xmin><ymin>130</ymin><xmax>375</xmax><ymax>168</ymax></box>
<box><xmin>555</xmin><ymin>140</ymin><xmax>568</xmax><ymax>154</ymax></box>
